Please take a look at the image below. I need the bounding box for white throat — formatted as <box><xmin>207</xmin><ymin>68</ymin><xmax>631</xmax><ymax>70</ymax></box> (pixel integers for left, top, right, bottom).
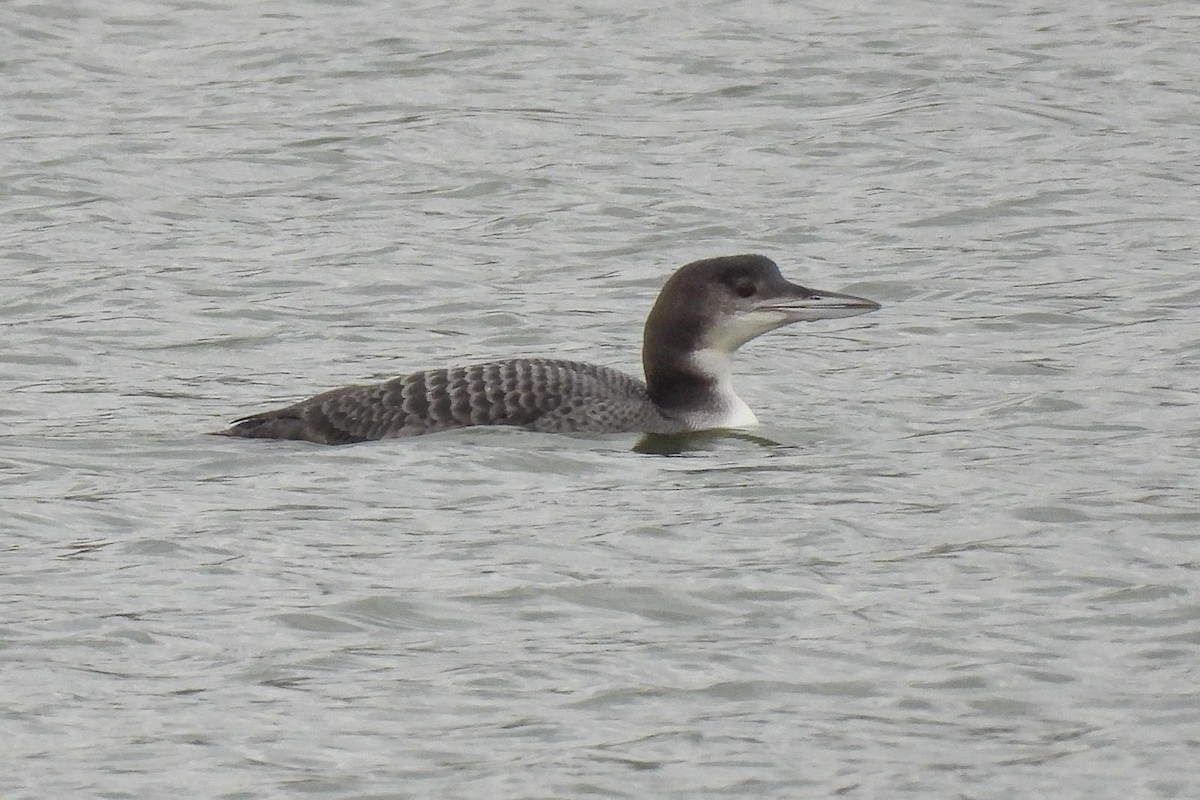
<box><xmin>683</xmin><ymin>348</ymin><xmax>759</xmax><ymax>429</ymax></box>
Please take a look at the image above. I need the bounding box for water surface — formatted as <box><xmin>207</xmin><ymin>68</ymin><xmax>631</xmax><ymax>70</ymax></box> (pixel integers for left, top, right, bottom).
<box><xmin>2</xmin><ymin>1</ymin><xmax>1198</xmax><ymax>797</ymax></box>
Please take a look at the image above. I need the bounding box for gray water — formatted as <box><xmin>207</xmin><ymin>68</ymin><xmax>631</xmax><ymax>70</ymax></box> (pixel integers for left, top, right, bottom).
<box><xmin>3</xmin><ymin>1</ymin><xmax>1198</xmax><ymax>797</ymax></box>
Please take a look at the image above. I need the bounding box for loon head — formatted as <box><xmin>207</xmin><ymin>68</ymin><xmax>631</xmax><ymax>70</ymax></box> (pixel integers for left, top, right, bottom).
<box><xmin>642</xmin><ymin>254</ymin><xmax>880</xmax><ymax>428</ymax></box>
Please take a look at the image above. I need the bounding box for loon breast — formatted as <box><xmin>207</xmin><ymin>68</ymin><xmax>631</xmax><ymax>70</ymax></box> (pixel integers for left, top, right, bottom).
<box><xmin>215</xmin><ymin>254</ymin><xmax>880</xmax><ymax>445</ymax></box>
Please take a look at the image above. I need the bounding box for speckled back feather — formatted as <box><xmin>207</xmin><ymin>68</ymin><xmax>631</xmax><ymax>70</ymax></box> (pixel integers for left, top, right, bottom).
<box><xmin>217</xmin><ymin>359</ymin><xmax>674</xmax><ymax>444</ymax></box>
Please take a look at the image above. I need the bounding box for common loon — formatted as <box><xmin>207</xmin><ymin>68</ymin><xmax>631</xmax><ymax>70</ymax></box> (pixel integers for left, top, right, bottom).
<box><xmin>215</xmin><ymin>254</ymin><xmax>879</xmax><ymax>444</ymax></box>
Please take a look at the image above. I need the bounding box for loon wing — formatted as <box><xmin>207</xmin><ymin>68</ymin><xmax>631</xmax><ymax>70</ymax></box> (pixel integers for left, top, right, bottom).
<box><xmin>215</xmin><ymin>359</ymin><xmax>650</xmax><ymax>444</ymax></box>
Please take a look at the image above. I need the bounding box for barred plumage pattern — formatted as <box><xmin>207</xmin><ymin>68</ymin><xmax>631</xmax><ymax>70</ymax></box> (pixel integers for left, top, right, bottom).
<box><xmin>218</xmin><ymin>359</ymin><xmax>675</xmax><ymax>444</ymax></box>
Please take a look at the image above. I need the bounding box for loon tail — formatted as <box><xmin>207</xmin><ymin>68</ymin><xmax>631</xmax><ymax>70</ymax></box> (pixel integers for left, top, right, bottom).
<box><xmin>212</xmin><ymin>411</ymin><xmax>309</xmax><ymax>441</ymax></box>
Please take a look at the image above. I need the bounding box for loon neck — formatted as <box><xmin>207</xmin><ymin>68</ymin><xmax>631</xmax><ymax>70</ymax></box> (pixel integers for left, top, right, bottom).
<box><xmin>643</xmin><ymin>340</ymin><xmax>758</xmax><ymax>429</ymax></box>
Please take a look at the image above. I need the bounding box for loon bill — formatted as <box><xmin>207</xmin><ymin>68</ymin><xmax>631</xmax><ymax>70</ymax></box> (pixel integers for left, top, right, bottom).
<box><xmin>214</xmin><ymin>254</ymin><xmax>880</xmax><ymax>444</ymax></box>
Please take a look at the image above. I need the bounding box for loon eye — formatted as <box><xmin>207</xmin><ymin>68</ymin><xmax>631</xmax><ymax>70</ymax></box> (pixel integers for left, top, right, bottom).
<box><xmin>734</xmin><ymin>282</ymin><xmax>756</xmax><ymax>298</ymax></box>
